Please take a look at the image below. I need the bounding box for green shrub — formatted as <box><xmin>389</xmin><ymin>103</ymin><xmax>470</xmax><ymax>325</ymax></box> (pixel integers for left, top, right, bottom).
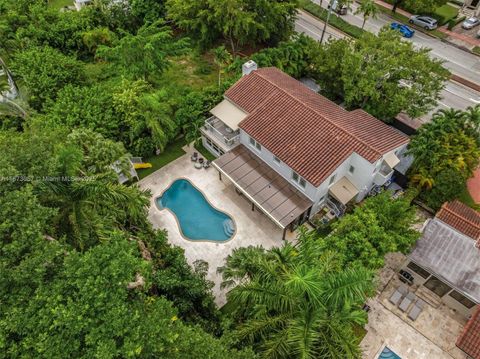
<box><xmin>448</xmin><ymin>15</ymin><xmax>466</xmax><ymax>30</ymax></box>
<box><xmin>433</xmin><ymin>4</ymin><xmax>459</xmax><ymax>26</ymax></box>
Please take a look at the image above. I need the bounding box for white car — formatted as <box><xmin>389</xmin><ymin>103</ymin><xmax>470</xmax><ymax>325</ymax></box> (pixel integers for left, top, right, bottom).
<box><xmin>462</xmin><ymin>17</ymin><xmax>480</xmax><ymax>30</ymax></box>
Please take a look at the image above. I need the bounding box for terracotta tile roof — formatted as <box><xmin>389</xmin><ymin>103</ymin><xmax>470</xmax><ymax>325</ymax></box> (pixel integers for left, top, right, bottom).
<box><xmin>226</xmin><ymin>68</ymin><xmax>409</xmax><ymax>186</ymax></box>
<box><xmin>457</xmin><ymin>306</ymin><xmax>480</xmax><ymax>359</ymax></box>
<box><xmin>437</xmin><ymin>201</ymin><xmax>480</xmax><ymax>241</ymax></box>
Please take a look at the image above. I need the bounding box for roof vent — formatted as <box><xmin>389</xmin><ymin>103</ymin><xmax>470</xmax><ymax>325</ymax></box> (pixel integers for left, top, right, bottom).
<box><xmin>242</xmin><ymin>60</ymin><xmax>257</xmax><ymax>77</ymax></box>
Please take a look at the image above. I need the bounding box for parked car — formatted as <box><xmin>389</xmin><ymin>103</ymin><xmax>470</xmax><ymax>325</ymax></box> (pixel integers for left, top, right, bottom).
<box><xmin>462</xmin><ymin>17</ymin><xmax>480</xmax><ymax>30</ymax></box>
<box><xmin>390</xmin><ymin>22</ymin><xmax>415</xmax><ymax>38</ymax></box>
<box><xmin>409</xmin><ymin>15</ymin><xmax>438</xmax><ymax>30</ymax></box>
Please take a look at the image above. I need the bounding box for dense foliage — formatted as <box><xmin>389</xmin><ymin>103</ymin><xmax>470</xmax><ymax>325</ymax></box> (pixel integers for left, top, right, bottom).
<box><xmin>311</xmin><ymin>192</ymin><xmax>420</xmax><ymax>269</ymax></box>
<box><xmin>165</xmin><ymin>0</ymin><xmax>299</xmax><ymax>52</ymax></box>
<box><xmin>408</xmin><ymin>106</ymin><xmax>480</xmax><ymax>209</ymax></box>
<box><xmin>310</xmin><ymin>29</ymin><xmax>449</xmax><ymax>121</ymax></box>
<box><xmin>219</xmin><ymin>237</ymin><xmax>375</xmax><ymax>358</ymax></box>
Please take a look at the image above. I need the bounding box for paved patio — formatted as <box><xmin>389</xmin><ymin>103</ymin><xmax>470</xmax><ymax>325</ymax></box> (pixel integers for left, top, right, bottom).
<box><xmin>361</xmin><ymin>254</ymin><xmax>469</xmax><ymax>359</ymax></box>
<box><xmin>138</xmin><ymin>145</ymin><xmax>296</xmax><ymax>305</ymax></box>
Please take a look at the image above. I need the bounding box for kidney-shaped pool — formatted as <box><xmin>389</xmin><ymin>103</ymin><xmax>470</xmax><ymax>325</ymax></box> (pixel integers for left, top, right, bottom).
<box><xmin>156</xmin><ymin>178</ymin><xmax>235</xmax><ymax>242</ymax></box>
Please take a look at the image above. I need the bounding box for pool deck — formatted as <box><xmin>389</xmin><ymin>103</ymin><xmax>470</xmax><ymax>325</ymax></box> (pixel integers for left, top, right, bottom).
<box><xmin>138</xmin><ymin>145</ymin><xmax>296</xmax><ymax>306</ymax></box>
<box><xmin>361</xmin><ymin>254</ymin><xmax>469</xmax><ymax>359</ymax></box>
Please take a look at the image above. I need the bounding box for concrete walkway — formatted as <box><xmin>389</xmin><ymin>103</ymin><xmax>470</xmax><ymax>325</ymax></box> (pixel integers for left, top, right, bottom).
<box><xmin>138</xmin><ymin>145</ymin><xmax>297</xmax><ymax>306</ymax></box>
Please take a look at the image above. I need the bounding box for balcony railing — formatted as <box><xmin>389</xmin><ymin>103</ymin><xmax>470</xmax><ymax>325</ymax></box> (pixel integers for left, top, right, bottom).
<box><xmin>378</xmin><ymin>162</ymin><xmax>393</xmax><ymax>177</ymax></box>
<box><xmin>203</xmin><ymin>116</ymin><xmax>240</xmax><ymax>147</ymax></box>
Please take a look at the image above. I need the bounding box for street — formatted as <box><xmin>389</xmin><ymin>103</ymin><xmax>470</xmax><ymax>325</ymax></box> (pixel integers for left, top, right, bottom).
<box><xmin>295</xmin><ymin>9</ymin><xmax>480</xmax><ymax>122</ymax></box>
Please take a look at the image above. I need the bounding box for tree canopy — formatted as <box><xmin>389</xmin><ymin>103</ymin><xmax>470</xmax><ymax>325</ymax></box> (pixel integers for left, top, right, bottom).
<box><xmin>311</xmin><ymin>29</ymin><xmax>449</xmax><ymax>121</ymax></box>
<box><xmin>408</xmin><ymin>106</ymin><xmax>480</xmax><ymax>209</ymax></box>
<box><xmin>165</xmin><ymin>0</ymin><xmax>299</xmax><ymax>53</ymax></box>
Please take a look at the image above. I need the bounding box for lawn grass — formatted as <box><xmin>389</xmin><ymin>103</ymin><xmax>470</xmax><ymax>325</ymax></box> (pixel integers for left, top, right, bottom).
<box><xmin>48</xmin><ymin>0</ymin><xmax>72</xmax><ymax>9</ymax></box>
<box><xmin>434</xmin><ymin>4</ymin><xmax>459</xmax><ymax>25</ymax></box>
<box><xmin>473</xmin><ymin>46</ymin><xmax>480</xmax><ymax>56</ymax></box>
<box><xmin>136</xmin><ymin>137</ymin><xmax>187</xmax><ymax>180</ymax></box>
<box><xmin>194</xmin><ymin>142</ymin><xmax>216</xmax><ymax>161</ymax></box>
<box><xmin>458</xmin><ymin>184</ymin><xmax>480</xmax><ymax>211</ymax></box>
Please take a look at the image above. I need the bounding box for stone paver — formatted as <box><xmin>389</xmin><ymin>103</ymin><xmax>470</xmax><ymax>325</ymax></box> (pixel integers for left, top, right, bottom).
<box><xmin>138</xmin><ymin>145</ymin><xmax>296</xmax><ymax>306</ymax></box>
<box><xmin>361</xmin><ymin>255</ymin><xmax>468</xmax><ymax>359</ymax></box>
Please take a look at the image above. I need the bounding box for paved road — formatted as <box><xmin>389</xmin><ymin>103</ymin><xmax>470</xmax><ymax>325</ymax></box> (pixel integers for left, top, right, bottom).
<box><xmin>306</xmin><ymin>1</ymin><xmax>480</xmax><ymax>84</ymax></box>
<box><xmin>295</xmin><ymin>10</ymin><xmax>480</xmax><ymax>122</ymax></box>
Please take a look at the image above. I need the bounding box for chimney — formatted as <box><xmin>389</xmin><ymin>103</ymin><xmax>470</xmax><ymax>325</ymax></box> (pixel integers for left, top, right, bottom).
<box><xmin>242</xmin><ymin>60</ymin><xmax>257</xmax><ymax>76</ymax></box>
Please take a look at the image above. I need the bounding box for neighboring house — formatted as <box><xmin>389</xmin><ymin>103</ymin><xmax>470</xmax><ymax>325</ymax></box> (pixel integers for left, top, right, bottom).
<box><xmin>457</xmin><ymin>306</ymin><xmax>480</xmax><ymax>359</ymax></box>
<box><xmin>400</xmin><ymin>201</ymin><xmax>480</xmax><ymax>318</ymax></box>
<box><xmin>202</xmin><ymin>63</ymin><xmax>410</xmax><ymax>238</ymax></box>
<box><xmin>464</xmin><ymin>0</ymin><xmax>480</xmax><ymax>16</ymax></box>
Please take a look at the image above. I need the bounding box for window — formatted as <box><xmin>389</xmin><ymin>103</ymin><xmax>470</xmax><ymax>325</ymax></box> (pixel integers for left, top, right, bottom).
<box><xmin>249</xmin><ymin>136</ymin><xmax>261</xmax><ymax>151</ymax></box>
<box><xmin>273</xmin><ymin>156</ymin><xmax>281</xmax><ymax>164</ymax></box>
<box><xmin>406</xmin><ymin>262</ymin><xmax>430</xmax><ymax>279</ymax></box>
<box><xmin>292</xmin><ymin>171</ymin><xmax>306</xmax><ymax>189</ymax></box>
<box><xmin>424</xmin><ymin>275</ymin><xmax>452</xmax><ymax>298</ymax></box>
<box><xmin>449</xmin><ymin>290</ymin><xmax>476</xmax><ymax>309</ymax></box>
<box><xmin>349</xmin><ymin>165</ymin><xmax>355</xmax><ymax>174</ymax></box>
<box><xmin>329</xmin><ymin>174</ymin><xmax>336</xmax><ymax>185</ymax></box>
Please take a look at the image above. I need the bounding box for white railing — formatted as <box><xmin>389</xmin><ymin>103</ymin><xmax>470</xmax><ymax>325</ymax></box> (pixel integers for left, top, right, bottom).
<box><xmin>204</xmin><ymin>116</ymin><xmax>240</xmax><ymax>147</ymax></box>
<box><xmin>326</xmin><ymin>197</ymin><xmax>346</xmax><ymax>217</ymax></box>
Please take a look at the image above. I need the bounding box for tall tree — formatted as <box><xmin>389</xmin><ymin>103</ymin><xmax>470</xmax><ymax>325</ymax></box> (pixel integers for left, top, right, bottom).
<box><xmin>355</xmin><ymin>0</ymin><xmax>378</xmax><ymax>29</ymax></box>
<box><xmin>12</xmin><ymin>46</ymin><xmax>84</xmax><ymax>110</ymax></box>
<box><xmin>219</xmin><ymin>238</ymin><xmax>375</xmax><ymax>358</ymax></box>
<box><xmin>166</xmin><ymin>0</ymin><xmax>298</xmax><ymax>53</ymax></box>
<box><xmin>311</xmin><ymin>29</ymin><xmax>449</xmax><ymax>121</ymax></box>
<box><xmin>318</xmin><ymin>192</ymin><xmax>420</xmax><ymax>269</ymax></box>
<box><xmin>96</xmin><ymin>21</ymin><xmax>189</xmax><ymax>81</ymax></box>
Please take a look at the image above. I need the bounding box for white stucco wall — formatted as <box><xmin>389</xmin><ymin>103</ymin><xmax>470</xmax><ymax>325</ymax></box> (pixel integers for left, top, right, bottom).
<box><xmin>240</xmin><ymin>129</ymin><xmax>408</xmax><ymax>216</ymax></box>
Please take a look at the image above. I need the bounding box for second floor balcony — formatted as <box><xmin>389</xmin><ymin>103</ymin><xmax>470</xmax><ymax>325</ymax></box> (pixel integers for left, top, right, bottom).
<box><xmin>202</xmin><ymin>116</ymin><xmax>240</xmax><ymax>150</ymax></box>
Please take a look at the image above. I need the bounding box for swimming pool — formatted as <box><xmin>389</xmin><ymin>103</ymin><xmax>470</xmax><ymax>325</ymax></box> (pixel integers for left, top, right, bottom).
<box><xmin>378</xmin><ymin>347</ymin><xmax>401</xmax><ymax>359</ymax></box>
<box><xmin>156</xmin><ymin>178</ymin><xmax>235</xmax><ymax>242</ymax></box>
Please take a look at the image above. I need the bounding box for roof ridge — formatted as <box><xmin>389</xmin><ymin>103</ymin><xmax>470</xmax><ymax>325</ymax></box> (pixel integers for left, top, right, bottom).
<box><xmin>254</xmin><ymin>68</ymin><xmax>383</xmax><ymax>159</ymax></box>
<box><xmin>439</xmin><ymin>202</ymin><xmax>480</xmax><ymax>239</ymax></box>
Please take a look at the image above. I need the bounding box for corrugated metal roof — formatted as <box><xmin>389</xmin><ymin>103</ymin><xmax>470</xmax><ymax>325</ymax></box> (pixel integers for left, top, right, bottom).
<box><xmin>225</xmin><ymin>68</ymin><xmax>409</xmax><ymax>186</ymax></box>
<box><xmin>212</xmin><ymin>145</ymin><xmax>313</xmax><ymax>228</ymax></box>
<box><xmin>409</xmin><ymin>218</ymin><xmax>480</xmax><ymax>303</ymax></box>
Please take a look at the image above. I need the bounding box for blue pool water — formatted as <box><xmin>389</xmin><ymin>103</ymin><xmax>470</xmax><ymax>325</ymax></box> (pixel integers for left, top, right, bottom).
<box><xmin>378</xmin><ymin>347</ymin><xmax>401</xmax><ymax>359</ymax></box>
<box><xmin>157</xmin><ymin>179</ymin><xmax>235</xmax><ymax>241</ymax></box>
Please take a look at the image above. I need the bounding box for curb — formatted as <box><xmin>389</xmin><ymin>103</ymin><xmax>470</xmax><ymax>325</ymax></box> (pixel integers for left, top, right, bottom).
<box><xmin>450</xmin><ymin>74</ymin><xmax>480</xmax><ymax>92</ymax></box>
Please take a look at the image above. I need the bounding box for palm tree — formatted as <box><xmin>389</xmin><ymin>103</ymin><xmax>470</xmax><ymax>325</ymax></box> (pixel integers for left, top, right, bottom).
<box><xmin>0</xmin><ymin>56</ymin><xmax>27</xmax><ymax>118</ymax></box>
<box><xmin>213</xmin><ymin>46</ymin><xmax>232</xmax><ymax>87</ymax></box>
<box><xmin>218</xmin><ymin>233</ymin><xmax>375</xmax><ymax>359</ymax></box>
<box><xmin>354</xmin><ymin>0</ymin><xmax>378</xmax><ymax>30</ymax></box>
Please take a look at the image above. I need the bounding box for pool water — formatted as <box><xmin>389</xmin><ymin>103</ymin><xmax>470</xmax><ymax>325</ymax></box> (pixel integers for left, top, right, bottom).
<box><xmin>378</xmin><ymin>347</ymin><xmax>401</xmax><ymax>359</ymax></box>
<box><xmin>157</xmin><ymin>179</ymin><xmax>235</xmax><ymax>241</ymax></box>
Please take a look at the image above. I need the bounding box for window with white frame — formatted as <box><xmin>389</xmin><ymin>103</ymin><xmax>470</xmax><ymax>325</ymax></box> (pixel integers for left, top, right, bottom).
<box><xmin>273</xmin><ymin>156</ymin><xmax>281</xmax><ymax>164</ymax></box>
<box><xmin>329</xmin><ymin>174</ymin><xmax>336</xmax><ymax>185</ymax></box>
<box><xmin>249</xmin><ymin>136</ymin><xmax>261</xmax><ymax>151</ymax></box>
<box><xmin>292</xmin><ymin>171</ymin><xmax>306</xmax><ymax>189</ymax></box>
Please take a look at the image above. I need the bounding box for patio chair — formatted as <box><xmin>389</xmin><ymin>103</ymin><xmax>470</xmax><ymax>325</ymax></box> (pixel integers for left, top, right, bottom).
<box><xmin>191</xmin><ymin>152</ymin><xmax>198</xmax><ymax>162</ymax></box>
<box><xmin>408</xmin><ymin>299</ymin><xmax>426</xmax><ymax>321</ymax></box>
<box><xmin>388</xmin><ymin>285</ymin><xmax>408</xmax><ymax>306</ymax></box>
<box><xmin>203</xmin><ymin>160</ymin><xmax>210</xmax><ymax>169</ymax></box>
<box><xmin>399</xmin><ymin>292</ymin><xmax>416</xmax><ymax>312</ymax></box>
<box><xmin>198</xmin><ymin>157</ymin><xmax>204</xmax><ymax>164</ymax></box>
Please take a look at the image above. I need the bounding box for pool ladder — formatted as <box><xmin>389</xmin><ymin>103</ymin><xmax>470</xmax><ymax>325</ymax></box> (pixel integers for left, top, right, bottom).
<box><xmin>223</xmin><ymin>219</ymin><xmax>235</xmax><ymax>237</ymax></box>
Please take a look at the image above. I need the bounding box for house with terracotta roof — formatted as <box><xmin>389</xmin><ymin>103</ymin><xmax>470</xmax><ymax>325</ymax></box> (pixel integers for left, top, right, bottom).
<box><xmin>457</xmin><ymin>306</ymin><xmax>480</xmax><ymax>359</ymax></box>
<box><xmin>201</xmin><ymin>63</ymin><xmax>410</xmax><ymax>237</ymax></box>
<box><xmin>400</xmin><ymin>201</ymin><xmax>480</xmax><ymax>318</ymax></box>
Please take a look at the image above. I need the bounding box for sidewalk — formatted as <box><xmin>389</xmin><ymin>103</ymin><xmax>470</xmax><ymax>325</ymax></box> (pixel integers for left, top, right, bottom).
<box><xmin>374</xmin><ymin>0</ymin><xmax>480</xmax><ymax>49</ymax></box>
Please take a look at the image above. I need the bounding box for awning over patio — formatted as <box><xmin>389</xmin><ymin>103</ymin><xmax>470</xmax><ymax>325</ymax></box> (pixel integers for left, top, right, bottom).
<box><xmin>329</xmin><ymin>176</ymin><xmax>359</xmax><ymax>205</ymax></box>
<box><xmin>209</xmin><ymin>99</ymin><xmax>248</xmax><ymax>131</ymax></box>
<box><xmin>212</xmin><ymin>145</ymin><xmax>313</xmax><ymax>228</ymax></box>
<box><xmin>384</xmin><ymin>152</ymin><xmax>400</xmax><ymax>169</ymax></box>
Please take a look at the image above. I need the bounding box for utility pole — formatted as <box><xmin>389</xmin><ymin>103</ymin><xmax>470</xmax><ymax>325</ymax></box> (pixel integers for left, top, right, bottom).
<box><xmin>320</xmin><ymin>0</ymin><xmax>337</xmax><ymax>44</ymax></box>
